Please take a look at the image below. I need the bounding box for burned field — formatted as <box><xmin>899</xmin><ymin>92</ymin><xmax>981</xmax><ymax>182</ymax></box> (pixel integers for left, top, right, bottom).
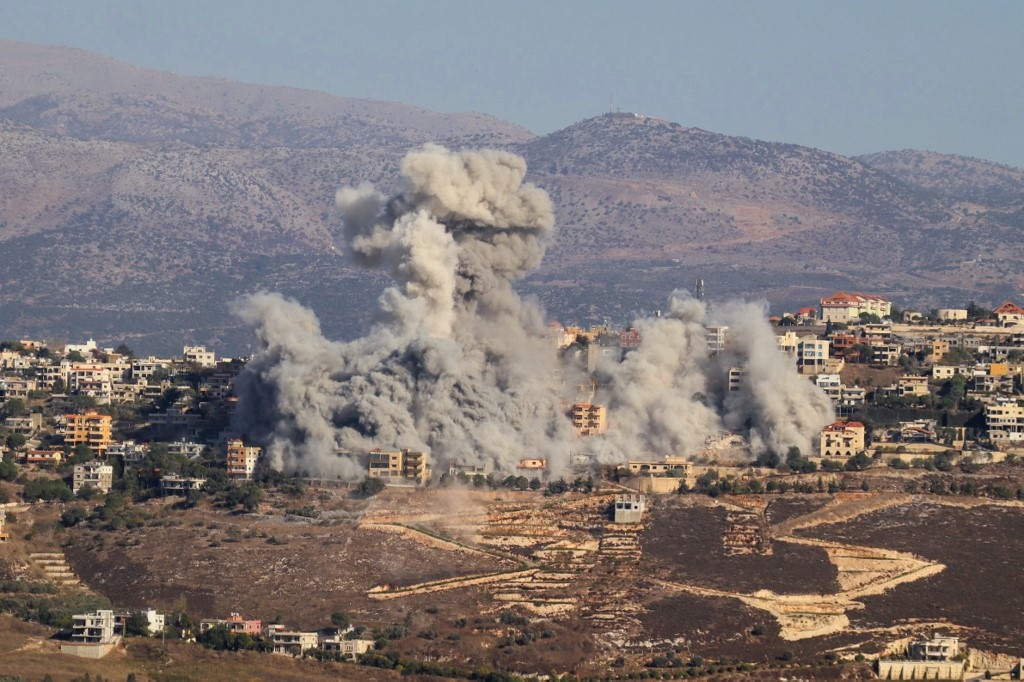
<box><xmin>798</xmin><ymin>499</ymin><xmax>1024</xmax><ymax>653</ymax></box>
<box><xmin>641</xmin><ymin>497</ymin><xmax>839</xmax><ymax>595</ymax></box>
<box><xmin>51</xmin><ymin>485</ymin><xmax>1024</xmax><ymax>674</ymax></box>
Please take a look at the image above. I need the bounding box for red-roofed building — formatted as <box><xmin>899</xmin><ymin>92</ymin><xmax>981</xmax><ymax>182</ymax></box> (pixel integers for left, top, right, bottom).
<box><xmin>994</xmin><ymin>302</ymin><xmax>1024</xmax><ymax>326</ymax></box>
<box><xmin>819</xmin><ymin>421</ymin><xmax>866</xmax><ymax>459</ymax></box>
<box><xmin>819</xmin><ymin>291</ymin><xmax>891</xmax><ymax>323</ymax></box>
<box><xmin>796</xmin><ymin>307</ymin><xmax>817</xmax><ymax>323</ymax></box>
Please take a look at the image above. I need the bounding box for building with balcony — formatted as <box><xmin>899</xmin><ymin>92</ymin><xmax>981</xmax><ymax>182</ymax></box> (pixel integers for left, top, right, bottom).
<box><xmin>367</xmin><ymin>448</ymin><xmax>431</xmax><ymax>485</ymax></box>
<box><xmin>226</xmin><ymin>440</ymin><xmax>261</xmax><ymax>480</ymax></box>
<box><xmin>71</xmin><ymin>610</ymin><xmax>116</xmax><ymax>643</ymax></box>
<box><xmin>182</xmin><ymin>345</ymin><xmax>216</xmax><ymax>368</ymax></box>
<box><xmin>570</xmin><ymin>402</ymin><xmax>607</xmax><ymax>436</ymax></box>
<box><xmin>819</xmin><ymin>421</ymin><xmax>866</xmax><ymax>459</ymax></box>
<box><xmin>63</xmin><ymin>410</ymin><xmax>112</xmax><ymax>457</ymax></box>
<box><xmin>819</xmin><ymin>291</ymin><xmax>892</xmax><ymax>323</ymax></box>
<box><xmin>73</xmin><ymin>461</ymin><xmax>114</xmax><ymax>494</ymax></box>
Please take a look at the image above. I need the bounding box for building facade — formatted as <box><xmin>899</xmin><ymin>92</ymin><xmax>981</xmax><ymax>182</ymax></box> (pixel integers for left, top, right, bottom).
<box><xmin>226</xmin><ymin>440</ymin><xmax>261</xmax><ymax>480</ymax></box>
<box><xmin>63</xmin><ymin>410</ymin><xmax>112</xmax><ymax>457</ymax></box>
<box><xmin>72</xmin><ymin>461</ymin><xmax>114</xmax><ymax>494</ymax></box>
<box><xmin>367</xmin><ymin>448</ymin><xmax>431</xmax><ymax>485</ymax></box>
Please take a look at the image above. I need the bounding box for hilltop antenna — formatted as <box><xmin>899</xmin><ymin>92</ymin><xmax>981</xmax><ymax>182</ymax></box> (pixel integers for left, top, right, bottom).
<box><xmin>608</xmin><ymin>95</ymin><xmax>614</xmax><ymax>115</ymax></box>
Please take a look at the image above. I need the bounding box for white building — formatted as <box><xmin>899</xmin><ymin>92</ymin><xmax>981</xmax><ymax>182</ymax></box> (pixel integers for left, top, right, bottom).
<box><xmin>72</xmin><ymin>610</ymin><xmax>115</xmax><ymax>643</ymax></box>
<box><xmin>182</xmin><ymin>345</ymin><xmax>216</xmax><ymax>368</ymax></box>
<box><xmin>73</xmin><ymin>461</ymin><xmax>114</xmax><ymax>495</ymax></box>
<box><xmin>986</xmin><ymin>400</ymin><xmax>1024</xmax><ymax>447</ymax></box>
<box><xmin>319</xmin><ymin>635</ymin><xmax>375</xmax><ymax>658</ymax></box>
<box><xmin>270</xmin><ymin>629</ymin><xmax>319</xmax><ymax>656</ymax></box>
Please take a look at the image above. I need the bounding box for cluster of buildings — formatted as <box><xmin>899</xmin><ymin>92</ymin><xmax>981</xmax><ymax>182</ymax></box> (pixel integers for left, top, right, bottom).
<box><xmin>4</xmin><ymin>290</ymin><xmax>1024</xmax><ymax>493</ymax></box>
<box><xmin>198</xmin><ymin>612</ymin><xmax>374</xmax><ymax>658</ymax></box>
<box><xmin>62</xmin><ymin>608</ymin><xmax>373</xmax><ymax>661</ymax></box>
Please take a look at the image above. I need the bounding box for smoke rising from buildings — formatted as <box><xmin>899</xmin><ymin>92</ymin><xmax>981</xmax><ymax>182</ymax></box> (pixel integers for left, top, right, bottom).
<box><xmin>233</xmin><ymin>145</ymin><xmax>834</xmax><ymax>478</ymax></box>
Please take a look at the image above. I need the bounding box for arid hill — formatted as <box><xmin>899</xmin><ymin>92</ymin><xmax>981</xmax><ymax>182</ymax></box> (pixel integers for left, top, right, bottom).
<box><xmin>1</xmin><ymin>40</ymin><xmax>1023</xmax><ymax>353</ymax></box>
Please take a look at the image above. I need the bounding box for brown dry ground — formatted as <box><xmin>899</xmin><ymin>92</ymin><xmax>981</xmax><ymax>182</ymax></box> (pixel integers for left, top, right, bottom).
<box><xmin>3</xmin><ymin>469</ymin><xmax>1023</xmax><ymax>678</ymax></box>
<box><xmin>799</xmin><ymin>499</ymin><xmax>1024</xmax><ymax>652</ymax></box>
<box><xmin>642</xmin><ymin>497</ymin><xmax>839</xmax><ymax>595</ymax></box>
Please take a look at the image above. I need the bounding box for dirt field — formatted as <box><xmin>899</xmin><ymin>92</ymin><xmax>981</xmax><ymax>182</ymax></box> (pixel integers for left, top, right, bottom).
<box><xmin>799</xmin><ymin>498</ymin><xmax>1024</xmax><ymax>653</ymax></box>
<box><xmin>4</xmin><ymin>477</ymin><xmax>1021</xmax><ymax>676</ymax></box>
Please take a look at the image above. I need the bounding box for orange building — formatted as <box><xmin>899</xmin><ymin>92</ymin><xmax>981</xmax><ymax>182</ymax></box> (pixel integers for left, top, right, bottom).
<box><xmin>571</xmin><ymin>403</ymin><xmax>607</xmax><ymax>436</ymax></box>
<box><xmin>63</xmin><ymin>410</ymin><xmax>112</xmax><ymax>457</ymax></box>
<box><xmin>226</xmin><ymin>439</ymin><xmax>262</xmax><ymax>480</ymax></box>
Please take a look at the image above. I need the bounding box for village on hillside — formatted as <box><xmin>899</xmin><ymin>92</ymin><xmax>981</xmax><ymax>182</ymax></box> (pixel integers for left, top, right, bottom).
<box><xmin>2</xmin><ymin>291</ymin><xmax>1024</xmax><ymax>679</ymax></box>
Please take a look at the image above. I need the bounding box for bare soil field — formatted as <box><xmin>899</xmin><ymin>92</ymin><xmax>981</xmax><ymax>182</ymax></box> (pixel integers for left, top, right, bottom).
<box><xmin>799</xmin><ymin>499</ymin><xmax>1024</xmax><ymax>653</ymax></box>
<box><xmin>63</xmin><ymin>491</ymin><xmax>510</xmax><ymax>629</ymax></box>
<box><xmin>15</xmin><ymin>481</ymin><xmax>1021</xmax><ymax>677</ymax></box>
<box><xmin>642</xmin><ymin>497</ymin><xmax>840</xmax><ymax>595</ymax></box>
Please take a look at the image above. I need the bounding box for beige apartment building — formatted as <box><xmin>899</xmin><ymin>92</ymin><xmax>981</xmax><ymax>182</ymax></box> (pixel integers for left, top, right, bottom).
<box><xmin>819</xmin><ymin>421</ymin><xmax>866</xmax><ymax>459</ymax></box>
<box><xmin>367</xmin><ymin>448</ymin><xmax>431</xmax><ymax>485</ymax></box>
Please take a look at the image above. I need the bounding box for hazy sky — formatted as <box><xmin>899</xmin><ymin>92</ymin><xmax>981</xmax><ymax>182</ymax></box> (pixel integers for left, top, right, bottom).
<box><xmin>2</xmin><ymin>0</ymin><xmax>1022</xmax><ymax>167</ymax></box>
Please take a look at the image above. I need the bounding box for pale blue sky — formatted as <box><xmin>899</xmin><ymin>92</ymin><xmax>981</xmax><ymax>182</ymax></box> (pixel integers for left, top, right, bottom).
<box><xmin>2</xmin><ymin>0</ymin><xmax>1022</xmax><ymax>167</ymax></box>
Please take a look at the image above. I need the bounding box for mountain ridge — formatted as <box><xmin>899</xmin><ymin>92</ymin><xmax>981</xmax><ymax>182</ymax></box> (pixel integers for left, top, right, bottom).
<box><xmin>0</xmin><ymin>40</ymin><xmax>1022</xmax><ymax>354</ymax></box>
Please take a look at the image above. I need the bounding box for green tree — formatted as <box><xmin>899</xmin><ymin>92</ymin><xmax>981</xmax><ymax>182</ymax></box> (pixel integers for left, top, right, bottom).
<box><xmin>357</xmin><ymin>476</ymin><xmax>386</xmax><ymax>497</ymax></box>
<box><xmin>124</xmin><ymin>611</ymin><xmax>151</xmax><ymax>637</ymax></box>
<box><xmin>331</xmin><ymin>610</ymin><xmax>350</xmax><ymax>629</ymax></box>
<box><xmin>1</xmin><ymin>398</ymin><xmax>26</xmax><ymax>417</ymax></box>
<box><xmin>0</xmin><ymin>459</ymin><xmax>18</xmax><ymax>481</ymax></box>
<box><xmin>6</xmin><ymin>432</ymin><xmax>27</xmax><ymax>450</ymax></box>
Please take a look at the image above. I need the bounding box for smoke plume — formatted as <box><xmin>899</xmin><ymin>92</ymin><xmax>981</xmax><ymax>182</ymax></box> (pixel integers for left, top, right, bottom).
<box><xmin>233</xmin><ymin>145</ymin><xmax>833</xmax><ymax>478</ymax></box>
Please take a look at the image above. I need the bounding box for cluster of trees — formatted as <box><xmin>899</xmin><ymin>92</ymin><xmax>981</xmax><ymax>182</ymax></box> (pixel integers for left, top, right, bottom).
<box><xmin>197</xmin><ymin>625</ymin><xmax>274</xmax><ymax>652</ymax></box>
<box><xmin>686</xmin><ymin>468</ymin><xmax>866</xmax><ymax>498</ymax></box>
<box><xmin>438</xmin><ymin>470</ymin><xmax>544</xmax><ymax>492</ymax></box>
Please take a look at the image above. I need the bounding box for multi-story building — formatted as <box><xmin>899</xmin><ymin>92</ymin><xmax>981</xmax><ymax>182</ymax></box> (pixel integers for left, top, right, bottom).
<box><xmin>71</xmin><ymin>609</ymin><xmax>116</xmax><ymax>643</ymax></box>
<box><xmin>4</xmin><ymin>413</ymin><xmax>43</xmax><ymax>435</ymax></box>
<box><xmin>815</xmin><ymin>374</ymin><xmax>843</xmax><ymax>402</ymax></box>
<box><xmin>706</xmin><ymin>326</ymin><xmax>730</xmax><ymax>354</ymax></box>
<box><xmin>819</xmin><ymin>291</ymin><xmax>892</xmax><ymax>323</ymax></box>
<box><xmin>909</xmin><ymin>635</ymin><xmax>960</xmax><ymax>661</ymax></box>
<box><xmin>894</xmin><ymin>375</ymin><xmax>930</xmax><ymax>397</ymax></box>
<box><xmin>986</xmin><ymin>401</ymin><xmax>1024</xmax><ymax>447</ymax></box>
<box><xmin>63</xmin><ymin>410</ymin><xmax>112</xmax><ymax>457</ymax></box>
<box><xmin>183</xmin><ymin>345</ymin><xmax>216</xmax><ymax>368</ymax></box>
<box><xmin>319</xmin><ymin>635</ymin><xmax>375</xmax><ymax>658</ymax></box>
<box><xmin>871</xmin><ymin>343</ymin><xmax>902</xmax><ymax>367</ymax></box>
<box><xmin>570</xmin><ymin>403</ymin><xmax>607</xmax><ymax>436</ymax></box>
<box><xmin>728</xmin><ymin>366</ymin><xmax>746</xmax><ymax>392</ymax></box>
<box><xmin>994</xmin><ymin>301</ymin><xmax>1024</xmax><ymax>327</ymax></box>
<box><xmin>270</xmin><ymin>629</ymin><xmax>319</xmax><ymax>656</ymax></box>
<box><xmin>167</xmin><ymin>440</ymin><xmax>206</xmax><ymax>459</ymax></box>
<box><xmin>115</xmin><ymin>609</ymin><xmax>164</xmax><ymax>635</ymax></box>
<box><xmin>226</xmin><ymin>440</ymin><xmax>261</xmax><ymax>480</ymax></box>
<box><xmin>819</xmin><ymin>421</ymin><xmax>866</xmax><ymax>459</ymax></box>
<box><xmin>106</xmin><ymin>440</ymin><xmax>149</xmax><ymax>464</ymax></box>
<box><xmin>73</xmin><ymin>461</ymin><xmax>114</xmax><ymax>495</ymax></box>
<box><xmin>367</xmin><ymin>448</ymin><xmax>431</xmax><ymax>485</ymax></box>
<box><xmin>160</xmin><ymin>475</ymin><xmax>207</xmax><ymax>494</ymax></box>
<box><xmin>797</xmin><ymin>338</ymin><xmax>830</xmax><ymax>375</ymax></box>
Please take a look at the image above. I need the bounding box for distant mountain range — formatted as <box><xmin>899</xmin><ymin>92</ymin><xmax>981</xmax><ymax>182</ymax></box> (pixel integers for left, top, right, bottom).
<box><xmin>1</xmin><ymin>39</ymin><xmax>1022</xmax><ymax>355</ymax></box>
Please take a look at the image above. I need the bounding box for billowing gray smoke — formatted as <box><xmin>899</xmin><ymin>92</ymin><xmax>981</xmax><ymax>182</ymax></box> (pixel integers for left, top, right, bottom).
<box><xmin>233</xmin><ymin>145</ymin><xmax>834</xmax><ymax>478</ymax></box>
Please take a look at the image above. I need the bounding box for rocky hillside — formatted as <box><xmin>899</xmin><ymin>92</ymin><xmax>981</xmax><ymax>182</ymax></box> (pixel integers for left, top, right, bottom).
<box><xmin>857</xmin><ymin>149</ymin><xmax>1024</xmax><ymax>205</ymax></box>
<box><xmin>1</xmin><ymin>41</ymin><xmax>1022</xmax><ymax>354</ymax></box>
